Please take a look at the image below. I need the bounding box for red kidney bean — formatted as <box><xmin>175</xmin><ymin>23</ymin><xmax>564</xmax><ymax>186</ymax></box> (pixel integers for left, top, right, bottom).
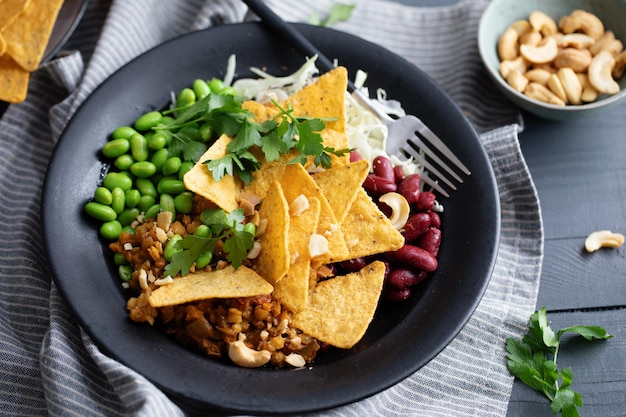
<box><xmin>339</xmin><ymin>257</ymin><xmax>366</xmax><ymax>273</ymax></box>
<box><xmin>350</xmin><ymin>151</ymin><xmax>363</xmax><ymax>162</ymax></box>
<box><xmin>393</xmin><ymin>244</ymin><xmax>438</xmax><ymax>272</ymax></box>
<box><xmin>428</xmin><ymin>211</ymin><xmax>441</xmax><ymax>228</ymax></box>
<box><xmin>393</xmin><ymin>166</ymin><xmax>404</xmax><ymax>185</ymax></box>
<box><xmin>384</xmin><ymin>287</ymin><xmax>412</xmax><ymax>302</ymax></box>
<box><xmin>416</xmin><ymin>191</ymin><xmax>436</xmax><ymax>211</ymax></box>
<box><xmin>398</xmin><ymin>173</ymin><xmax>421</xmax><ymax>204</ymax></box>
<box><xmin>363</xmin><ymin>174</ymin><xmax>397</xmax><ymax>195</ymax></box>
<box><xmin>387</xmin><ymin>267</ymin><xmax>427</xmax><ymax>289</ymax></box>
<box><xmin>418</xmin><ymin>227</ymin><xmax>442</xmax><ymax>256</ymax></box>
<box><xmin>401</xmin><ymin>212</ymin><xmax>431</xmax><ymax>242</ymax></box>
<box><xmin>372</xmin><ymin>155</ymin><xmax>394</xmax><ymax>183</ymax></box>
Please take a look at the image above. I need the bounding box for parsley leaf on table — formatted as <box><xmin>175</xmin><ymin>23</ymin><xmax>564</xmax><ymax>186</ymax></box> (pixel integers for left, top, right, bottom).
<box><xmin>309</xmin><ymin>3</ymin><xmax>355</xmax><ymax>27</ymax></box>
<box><xmin>163</xmin><ymin>208</ymin><xmax>254</xmax><ymax>277</ymax></box>
<box><xmin>505</xmin><ymin>307</ymin><xmax>613</xmax><ymax>417</ymax></box>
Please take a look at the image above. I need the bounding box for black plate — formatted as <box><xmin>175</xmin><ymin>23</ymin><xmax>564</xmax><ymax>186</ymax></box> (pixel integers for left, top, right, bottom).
<box><xmin>44</xmin><ymin>0</ymin><xmax>89</xmax><ymax>61</ymax></box>
<box><xmin>42</xmin><ymin>23</ymin><xmax>500</xmax><ymax>415</ymax></box>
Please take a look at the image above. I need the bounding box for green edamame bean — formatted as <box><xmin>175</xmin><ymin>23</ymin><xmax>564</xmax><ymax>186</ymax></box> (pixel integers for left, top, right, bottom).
<box><xmin>220</xmin><ymin>86</ymin><xmax>237</xmax><ymax>96</ymax></box>
<box><xmin>136</xmin><ymin>178</ymin><xmax>157</xmax><ymax>197</ymax></box>
<box><xmin>193</xmin><ymin>224</ymin><xmax>211</xmax><ymax>237</ymax></box>
<box><xmin>137</xmin><ymin>195</ymin><xmax>156</xmax><ymax>213</ymax></box>
<box><xmin>103</xmin><ymin>172</ymin><xmax>132</xmax><ymax>191</ymax></box>
<box><xmin>195</xmin><ymin>251</ymin><xmax>213</xmax><ymax>269</ymax></box>
<box><xmin>157</xmin><ymin>116</ymin><xmax>175</xmax><ymax>127</ymax></box>
<box><xmin>208</xmin><ymin>78</ymin><xmax>225</xmax><ymax>93</ymax></box>
<box><xmin>102</xmin><ymin>138</ymin><xmax>130</xmax><ymax>158</ymax></box>
<box><xmin>151</xmin><ymin>148</ymin><xmax>169</xmax><ymax>172</ymax></box>
<box><xmin>174</xmin><ymin>191</ymin><xmax>194</xmax><ymax>214</ymax></box>
<box><xmin>148</xmin><ymin>131</ymin><xmax>167</xmax><ymax>150</ymax></box>
<box><xmin>178</xmin><ymin>161</ymin><xmax>194</xmax><ymax>181</ymax></box>
<box><xmin>143</xmin><ymin>203</ymin><xmax>161</xmax><ymax>220</ymax></box>
<box><xmin>85</xmin><ymin>202</ymin><xmax>117</xmax><ymax>222</ymax></box>
<box><xmin>130</xmin><ymin>161</ymin><xmax>157</xmax><ymax>178</ymax></box>
<box><xmin>158</xmin><ymin>178</ymin><xmax>186</xmax><ymax>195</ymax></box>
<box><xmin>162</xmin><ymin>156</ymin><xmax>182</xmax><ymax>176</ymax></box>
<box><xmin>178</xmin><ymin>125</ymin><xmax>201</xmax><ymax>142</ymax></box>
<box><xmin>163</xmin><ymin>234</ymin><xmax>183</xmax><ymax>261</ymax></box>
<box><xmin>117</xmin><ymin>207</ymin><xmax>140</xmax><ymax>226</ymax></box>
<box><xmin>93</xmin><ymin>187</ymin><xmax>112</xmax><ymax>205</ymax></box>
<box><xmin>134</xmin><ymin>111</ymin><xmax>163</xmax><ymax>132</ymax></box>
<box><xmin>125</xmin><ymin>189</ymin><xmax>141</xmax><ymax>209</ymax></box>
<box><xmin>112</xmin><ymin>126</ymin><xmax>138</xmax><ymax>140</ymax></box>
<box><xmin>118</xmin><ymin>264</ymin><xmax>133</xmax><ymax>282</ymax></box>
<box><xmin>176</xmin><ymin>88</ymin><xmax>196</xmax><ymax>108</ymax></box>
<box><xmin>160</xmin><ymin>194</ymin><xmax>176</xmax><ymax>217</ymax></box>
<box><xmin>244</xmin><ymin>222</ymin><xmax>256</xmax><ymax>236</ymax></box>
<box><xmin>113</xmin><ymin>252</ymin><xmax>128</xmax><ymax>266</ymax></box>
<box><xmin>198</xmin><ymin>123</ymin><xmax>213</xmax><ymax>142</ymax></box>
<box><xmin>114</xmin><ymin>154</ymin><xmax>135</xmax><ymax>171</ymax></box>
<box><xmin>121</xmin><ymin>226</ymin><xmax>136</xmax><ymax>235</ymax></box>
<box><xmin>193</xmin><ymin>79</ymin><xmax>211</xmax><ymax>100</ymax></box>
<box><xmin>130</xmin><ymin>133</ymin><xmax>149</xmax><ymax>162</ymax></box>
<box><xmin>100</xmin><ymin>220</ymin><xmax>123</xmax><ymax>240</ymax></box>
<box><xmin>111</xmin><ymin>187</ymin><xmax>126</xmax><ymax>214</ymax></box>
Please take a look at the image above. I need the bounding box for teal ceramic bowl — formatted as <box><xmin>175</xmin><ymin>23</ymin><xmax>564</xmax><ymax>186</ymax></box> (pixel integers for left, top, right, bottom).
<box><xmin>478</xmin><ymin>0</ymin><xmax>626</xmax><ymax>120</ymax></box>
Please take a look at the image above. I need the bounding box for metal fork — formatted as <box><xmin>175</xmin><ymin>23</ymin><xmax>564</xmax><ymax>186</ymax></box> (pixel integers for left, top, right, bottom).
<box><xmin>243</xmin><ymin>0</ymin><xmax>471</xmax><ymax>197</ymax></box>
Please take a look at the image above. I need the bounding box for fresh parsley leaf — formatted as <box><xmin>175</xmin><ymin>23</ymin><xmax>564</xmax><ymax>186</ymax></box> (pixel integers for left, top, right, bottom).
<box><xmin>168</xmin><ymin>131</ymin><xmax>208</xmax><ymax>162</ymax></box>
<box><xmin>309</xmin><ymin>3</ymin><xmax>355</xmax><ymax>27</ymax></box>
<box><xmin>163</xmin><ymin>208</ymin><xmax>254</xmax><ymax>276</ymax></box>
<box><xmin>505</xmin><ymin>307</ymin><xmax>613</xmax><ymax>417</ymax></box>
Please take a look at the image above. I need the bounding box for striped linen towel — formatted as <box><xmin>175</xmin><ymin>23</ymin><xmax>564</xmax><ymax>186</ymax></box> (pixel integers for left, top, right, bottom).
<box><xmin>0</xmin><ymin>0</ymin><xmax>542</xmax><ymax>416</ymax></box>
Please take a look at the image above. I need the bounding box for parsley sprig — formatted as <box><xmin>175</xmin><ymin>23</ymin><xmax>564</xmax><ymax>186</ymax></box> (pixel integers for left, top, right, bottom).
<box><xmin>206</xmin><ymin>100</ymin><xmax>350</xmax><ymax>185</ymax></box>
<box><xmin>506</xmin><ymin>307</ymin><xmax>613</xmax><ymax>417</ymax></box>
<box><xmin>163</xmin><ymin>208</ymin><xmax>254</xmax><ymax>277</ymax></box>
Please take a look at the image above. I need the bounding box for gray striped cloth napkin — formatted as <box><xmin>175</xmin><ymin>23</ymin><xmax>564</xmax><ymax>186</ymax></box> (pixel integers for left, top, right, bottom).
<box><xmin>0</xmin><ymin>0</ymin><xmax>542</xmax><ymax>416</ymax></box>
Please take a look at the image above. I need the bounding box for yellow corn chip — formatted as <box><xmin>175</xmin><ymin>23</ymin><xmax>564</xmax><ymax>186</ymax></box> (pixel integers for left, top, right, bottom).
<box><xmin>279</xmin><ymin>163</ymin><xmax>349</xmax><ymax>264</ymax></box>
<box><xmin>254</xmin><ymin>180</ymin><xmax>290</xmax><ymax>284</ymax></box>
<box><xmin>293</xmin><ymin>260</ymin><xmax>386</xmax><ymax>349</ymax></box>
<box><xmin>147</xmin><ymin>265</ymin><xmax>273</xmax><ymax>307</ymax></box>
<box><xmin>336</xmin><ymin>188</ymin><xmax>405</xmax><ymax>261</ymax></box>
<box><xmin>273</xmin><ymin>196</ymin><xmax>321</xmax><ymax>312</ymax></box>
<box><xmin>0</xmin><ymin>54</ymin><xmax>29</xmax><ymax>103</ymax></box>
<box><xmin>285</xmin><ymin>67</ymin><xmax>348</xmax><ymax>133</ymax></box>
<box><xmin>242</xmin><ymin>100</ymin><xmax>280</xmax><ymax>123</ymax></box>
<box><xmin>0</xmin><ymin>0</ymin><xmax>29</xmax><ymax>30</ymax></box>
<box><xmin>3</xmin><ymin>0</ymin><xmax>64</xmax><ymax>71</ymax></box>
<box><xmin>312</xmin><ymin>159</ymin><xmax>370</xmax><ymax>224</ymax></box>
<box><xmin>183</xmin><ymin>134</ymin><xmax>241</xmax><ymax>213</ymax></box>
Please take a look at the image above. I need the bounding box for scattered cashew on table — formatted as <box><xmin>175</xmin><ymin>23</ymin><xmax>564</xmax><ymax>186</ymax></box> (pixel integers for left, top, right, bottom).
<box><xmin>497</xmin><ymin>9</ymin><xmax>626</xmax><ymax>106</ymax></box>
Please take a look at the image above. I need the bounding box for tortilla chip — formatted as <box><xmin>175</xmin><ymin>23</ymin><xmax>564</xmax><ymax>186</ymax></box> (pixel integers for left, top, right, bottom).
<box><xmin>0</xmin><ymin>0</ymin><xmax>29</xmax><ymax>30</ymax></box>
<box><xmin>2</xmin><ymin>0</ymin><xmax>64</xmax><ymax>71</ymax></box>
<box><xmin>312</xmin><ymin>159</ymin><xmax>370</xmax><ymax>225</ymax></box>
<box><xmin>285</xmin><ymin>67</ymin><xmax>348</xmax><ymax>133</ymax></box>
<box><xmin>242</xmin><ymin>100</ymin><xmax>280</xmax><ymax>123</ymax></box>
<box><xmin>183</xmin><ymin>134</ymin><xmax>241</xmax><ymax>212</ymax></box>
<box><xmin>279</xmin><ymin>163</ymin><xmax>349</xmax><ymax>264</ymax></box>
<box><xmin>0</xmin><ymin>54</ymin><xmax>29</xmax><ymax>103</ymax></box>
<box><xmin>273</xmin><ymin>196</ymin><xmax>321</xmax><ymax>312</ymax></box>
<box><xmin>147</xmin><ymin>265</ymin><xmax>273</xmax><ymax>307</ymax></box>
<box><xmin>293</xmin><ymin>260</ymin><xmax>386</xmax><ymax>349</ymax></box>
<box><xmin>336</xmin><ymin>188</ymin><xmax>405</xmax><ymax>261</ymax></box>
<box><xmin>254</xmin><ymin>180</ymin><xmax>290</xmax><ymax>284</ymax></box>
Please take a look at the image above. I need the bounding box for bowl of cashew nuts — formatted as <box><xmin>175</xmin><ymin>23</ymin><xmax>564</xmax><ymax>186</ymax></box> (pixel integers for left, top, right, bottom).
<box><xmin>478</xmin><ymin>0</ymin><xmax>626</xmax><ymax>120</ymax></box>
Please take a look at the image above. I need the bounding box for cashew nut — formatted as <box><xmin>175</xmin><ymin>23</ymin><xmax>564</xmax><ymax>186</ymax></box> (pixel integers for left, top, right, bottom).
<box><xmin>577</xmin><ymin>73</ymin><xmax>600</xmax><ymax>102</ymax></box>
<box><xmin>525</xmin><ymin>68</ymin><xmax>553</xmax><ymax>85</ymax></box>
<box><xmin>588</xmin><ymin>50</ymin><xmax>620</xmax><ymax>94</ymax></box>
<box><xmin>558</xmin><ymin>33</ymin><xmax>596</xmax><ymax>50</ymax></box>
<box><xmin>506</xmin><ymin>69</ymin><xmax>530</xmax><ymax>92</ymax></box>
<box><xmin>498</xmin><ymin>27</ymin><xmax>519</xmax><ymax>61</ymax></box>
<box><xmin>557</xmin><ymin>67</ymin><xmax>583</xmax><ymax>104</ymax></box>
<box><xmin>509</xmin><ymin>19</ymin><xmax>531</xmax><ymax>36</ymax></box>
<box><xmin>590</xmin><ymin>30</ymin><xmax>616</xmax><ymax>55</ymax></box>
<box><xmin>520</xmin><ymin>36</ymin><xmax>558</xmax><ymax>64</ymax></box>
<box><xmin>613</xmin><ymin>50</ymin><xmax>626</xmax><ymax>78</ymax></box>
<box><xmin>524</xmin><ymin>82</ymin><xmax>566</xmax><ymax>106</ymax></box>
<box><xmin>558</xmin><ymin>10</ymin><xmax>604</xmax><ymax>40</ymax></box>
<box><xmin>378</xmin><ymin>192</ymin><xmax>410</xmax><ymax>230</ymax></box>
<box><xmin>584</xmin><ymin>230</ymin><xmax>625</xmax><ymax>253</ymax></box>
<box><xmin>529</xmin><ymin>11</ymin><xmax>558</xmax><ymax>36</ymax></box>
<box><xmin>553</xmin><ymin>48</ymin><xmax>592</xmax><ymax>73</ymax></box>
<box><xmin>519</xmin><ymin>31</ymin><xmax>542</xmax><ymax>47</ymax></box>
<box><xmin>499</xmin><ymin>56</ymin><xmax>528</xmax><ymax>79</ymax></box>
<box><xmin>547</xmin><ymin>73</ymin><xmax>568</xmax><ymax>103</ymax></box>
<box><xmin>228</xmin><ymin>334</ymin><xmax>271</xmax><ymax>368</ymax></box>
